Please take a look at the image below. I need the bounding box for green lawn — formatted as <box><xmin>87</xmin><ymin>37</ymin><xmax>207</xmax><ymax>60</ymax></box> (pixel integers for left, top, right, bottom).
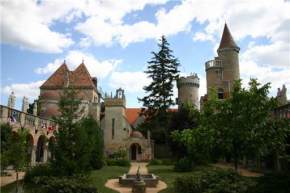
<box><xmin>90</xmin><ymin>165</ymin><xmax>129</xmax><ymax>193</ymax></box>
<box><xmin>1</xmin><ymin>166</ymin><xmax>129</xmax><ymax>193</ymax></box>
<box><xmin>148</xmin><ymin>164</ymin><xmax>212</xmax><ymax>193</ymax></box>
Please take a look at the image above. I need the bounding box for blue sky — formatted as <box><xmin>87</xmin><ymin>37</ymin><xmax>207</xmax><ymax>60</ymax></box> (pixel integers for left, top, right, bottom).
<box><xmin>1</xmin><ymin>0</ymin><xmax>289</xmax><ymax>110</ymax></box>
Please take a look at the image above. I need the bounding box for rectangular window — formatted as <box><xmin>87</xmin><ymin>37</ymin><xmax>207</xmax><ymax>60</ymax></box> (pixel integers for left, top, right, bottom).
<box><xmin>112</xmin><ymin>118</ymin><xmax>115</xmax><ymax>139</ymax></box>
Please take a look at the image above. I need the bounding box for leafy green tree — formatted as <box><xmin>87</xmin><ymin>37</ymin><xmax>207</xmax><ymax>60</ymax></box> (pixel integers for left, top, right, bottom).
<box><xmin>1</xmin><ymin>123</ymin><xmax>13</xmax><ymax>171</ymax></box>
<box><xmin>52</xmin><ymin>87</ymin><xmax>89</xmax><ymax>176</ymax></box>
<box><xmin>169</xmin><ymin>103</ymin><xmax>200</xmax><ymax>158</ymax></box>
<box><xmin>139</xmin><ymin>35</ymin><xmax>180</xmax><ymax>144</ymax></box>
<box><xmin>3</xmin><ymin>129</ymin><xmax>29</xmax><ymax>192</ymax></box>
<box><xmin>80</xmin><ymin>117</ymin><xmax>104</xmax><ymax>169</ymax></box>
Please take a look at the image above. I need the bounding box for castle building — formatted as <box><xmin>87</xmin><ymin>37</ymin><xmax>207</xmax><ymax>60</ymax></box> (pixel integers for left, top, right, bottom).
<box><xmin>177</xmin><ymin>73</ymin><xmax>200</xmax><ymax>109</ymax></box>
<box><xmin>38</xmin><ymin>62</ymin><xmax>101</xmax><ymax>121</ymax></box>
<box><xmin>38</xmin><ymin>62</ymin><xmax>153</xmax><ymax>161</ymax></box>
<box><xmin>204</xmin><ymin>23</ymin><xmax>240</xmax><ymax>99</ymax></box>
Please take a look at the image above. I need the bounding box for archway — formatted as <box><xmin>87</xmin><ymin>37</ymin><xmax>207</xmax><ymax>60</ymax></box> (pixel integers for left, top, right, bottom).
<box><xmin>36</xmin><ymin>135</ymin><xmax>46</xmax><ymax>162</ymax></box>
<box><xmin>26</xmin><ymin>134</ymin><xmax>34</xmax><ymax>165</ymax></box>
<box><xmin>130</xmin><ymin>143</ymin><xmax>141</xmax><ymax>161</ymax></box>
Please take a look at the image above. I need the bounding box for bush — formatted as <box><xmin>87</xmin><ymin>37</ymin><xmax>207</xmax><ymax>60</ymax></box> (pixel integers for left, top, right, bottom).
<box><xmin>106</xmin><ymin>159</ymin><xmax>130</xmax><ymax>167</ymax></box>
<box><xmin>174</xmin><ymin>157</ymin><xmax>193</xmax><ymax>172</ymax></box>
<box><xmin>24</xmin><ymin>164</ymin><xmax>55</xmax><ymax>184</ymax></box>
<box><xmin>174</xmin><ymin>168</ymin><xmax>256</xmax><ymax>193</ymax></box>
<box><xmin>149</xmin><ymin>159</ymin><xmax>163</xmax><ymax>165</ymax></box>
<box><xmin>248</xmin><ymin>172</ymin><xmax>290</xmax><ymax>193</ymax></box>
<box><xmin>28</xmin><ymin>175</ymin><xmax>97</xmax><ymax>193</ymax></box>
<box><xmin>149</xmin><ymin>159</ymin><xmax>175</xmax><ymax>165</ymax></box>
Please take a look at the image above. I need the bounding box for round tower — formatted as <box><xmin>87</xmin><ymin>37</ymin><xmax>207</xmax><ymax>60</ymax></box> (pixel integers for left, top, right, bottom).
<box><xmin>205</xmin><ymin>23</ymin><xmax>240</xmax><ymax>99</ymax></box>
<box><xmin>177</xmin><ymin>73</ymin><xmax>200</xmax><ymax>109</ymax></box>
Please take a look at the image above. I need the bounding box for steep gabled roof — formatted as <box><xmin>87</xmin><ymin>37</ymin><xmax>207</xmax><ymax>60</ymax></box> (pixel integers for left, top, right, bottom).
<box><xmin>70</xmin><ymin>63</ymin><xmax>95</xmax><ymax>89</ymax></box>
<box><xmin>40</xmin><ymin>63</ymin><xmax>69</xmax><ymax>89</ymax></box>
<box><xmin>125</xmin><ymin>108</ymin><xmax>142</xmax><ymax>125</ymax></box>
<box><xmin>218</xmin><ymin>23</ymin><xmax>238</xmax><ymax>50</ymax></box>
<box><xmin>40</xmin><ymin>63</ymin><xmax>96</xmax><ymax>89</ymax></box>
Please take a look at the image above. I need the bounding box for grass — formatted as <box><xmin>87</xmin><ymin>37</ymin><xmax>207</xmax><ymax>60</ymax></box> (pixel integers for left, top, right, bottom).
<box><xmin>1</xmin><ymin>165</ymin><xmax>129</xmax><ymax>193</ymax></box>
<box><xmin>90</xmin><ymin>165</ymin><xmax>129</xmax><ymax>193</ymax></box>
<box><xmin>148</xmin><ymin>164</ymin><xmax>212</xmax><ymax>193</ymax></box>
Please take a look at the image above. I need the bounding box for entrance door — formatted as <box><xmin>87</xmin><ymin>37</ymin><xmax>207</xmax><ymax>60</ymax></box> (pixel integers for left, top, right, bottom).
<box><xmin>131</xmin><ymin>144</ymin><xmax>137</xmax><ymax>160</ymax></box>
<box><xmin>130</xmin><ymin>143</ymin><xmax>141</xmax><ymax>160</ymax></box>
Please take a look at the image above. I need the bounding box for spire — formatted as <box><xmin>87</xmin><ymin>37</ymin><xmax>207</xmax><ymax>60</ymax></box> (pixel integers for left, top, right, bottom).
<box><xmin>218</xmin><ymin>23</ymin><xmax>239</xmax><ymax>50</ymax></box>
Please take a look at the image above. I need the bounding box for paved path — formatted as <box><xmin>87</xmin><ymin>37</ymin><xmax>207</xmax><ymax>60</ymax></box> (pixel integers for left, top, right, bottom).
<box><xmin>0</xmin><ymin>171</ymin><xmax>25</xmax><ymax>187</ymax></box>
<box><xmin>105</xmin><ymin>162</ymin><xmax>167</xmax><ymax>193</ymax></box>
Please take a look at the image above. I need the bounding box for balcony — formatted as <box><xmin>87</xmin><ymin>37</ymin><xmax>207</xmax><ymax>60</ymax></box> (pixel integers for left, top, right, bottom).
<box><xmin>205</xmin><ymin>59</ymin><xmax>223</xmax><ymax>70</ymax></box>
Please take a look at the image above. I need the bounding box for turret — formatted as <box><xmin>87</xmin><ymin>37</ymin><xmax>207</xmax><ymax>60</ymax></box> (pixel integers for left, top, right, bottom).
<box><xmin>7</xmin><ymin>91</ymin><xmax>16</xmax><ymax>109</ymax></box>
<box><xmin>177</xmin><ymin>73</ymin><xmax>200</xmax><ymax>109</ymax></box>
<box><xmin>205</xmin><ymin>23</ymin><xmax>240</xmax><ymax>99</ymax></box>
<box><xmin>22</xmin><ymin>96</ymin><xmax>29</xmax><ymax>113</ymax></box>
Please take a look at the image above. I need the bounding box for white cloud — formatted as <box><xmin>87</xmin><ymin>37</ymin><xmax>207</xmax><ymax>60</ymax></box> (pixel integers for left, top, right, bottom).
<box><xmin>2</xmin><ymin>80</ymin><xmax>44</xmax><ymax>100</ymax></box>
<box><xmin>1</xmin><ymin>0</ymin><xmax>74</xmax><ymax>53</ymax></box>
<box><xmin>109</xmin><ymin>71</ymin><xmax>150</xmax><ymax>93</ymax></box>
<box><xmin>35</xmin><ymin>50</ymin><xmax>121</xmax><ymax>79</ymax></box>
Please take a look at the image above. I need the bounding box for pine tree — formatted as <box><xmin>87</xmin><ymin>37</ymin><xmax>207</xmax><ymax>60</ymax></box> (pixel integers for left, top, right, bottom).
<box><xmin>139</xmin><ymin>35</ymin><xmax>180</xmax><ymax>117</ymax></box>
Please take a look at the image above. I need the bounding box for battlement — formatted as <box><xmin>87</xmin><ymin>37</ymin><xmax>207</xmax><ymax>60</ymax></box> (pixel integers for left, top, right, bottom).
<box><xmin>205</xmin><ymin>59</ymin><xmax>223</xmax><ymax>71</ymax></box>
<box><xmin>177</xmin><ymin>73</ymin><xmax>200</xmax><ymax>88</ymax></box>
<box><xmin>104</xmin><ymin>98</ymin><xmax>126</xmax><ymax>107</ymax></box>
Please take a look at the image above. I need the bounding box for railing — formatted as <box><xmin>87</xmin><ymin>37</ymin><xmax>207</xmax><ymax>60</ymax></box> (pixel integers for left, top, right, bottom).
<box><xmin>0</xmin><ymin>105</ymin><xmax>57</xmax><ymax>134</ymax></box>
<box><xmin>205</xmin><ymin>59</ymin><xmax>223</xmax><ymax>70</ymax></box>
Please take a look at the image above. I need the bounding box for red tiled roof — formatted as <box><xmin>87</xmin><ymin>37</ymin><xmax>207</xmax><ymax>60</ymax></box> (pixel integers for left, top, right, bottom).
<box><xmin>218</xmin><ymin>23</ymin><xmax>238</xmax><ymax>50</ymax></box>
<box><xmin>40</xmin><ymin>63</ymin><xmax>96</xmax><ymax>89</ymax></box>
<box><xmin>125</xmin><ymin>108</ymin><xmax>142</xmax><ymax>125</ymax></box>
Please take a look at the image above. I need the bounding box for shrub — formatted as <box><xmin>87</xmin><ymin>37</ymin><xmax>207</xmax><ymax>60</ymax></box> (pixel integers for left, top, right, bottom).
<box><xmin>174</xmin><ymin>168</ymin><xmax>256</xmax><ymax>193</ymax></box>
<box><xmin>24</xmin><ymin>164</ymin><xmax>55</xmax><ymax>184</ymax></box>
<box><xmin>106</xmin><ymin>159</ymin><xmax>130</xmax><ymax>167</ymax></box>
<box><xmin>149</xmin><ymin>159</ymin><xmax>163</xmax><ymax>165</ymax></box>
<box><xmin>174</xmin><ymin>157</ymin><xmax>193</xmax><ymax>172</ymax></box>
<box><xmin>248</xmin><ymin>172</ymin><xmax>290</xmax><ymax>193</ymax></box>
<box><xmin>28</xmin><ymin>175</ymin><xmax>97</xmax><ymax>193</ymax></box>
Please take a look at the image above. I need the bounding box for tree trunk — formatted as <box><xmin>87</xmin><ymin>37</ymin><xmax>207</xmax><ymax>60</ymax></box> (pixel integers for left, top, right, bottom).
<box><xmin>234</xmin><ymin>157</ymin><xmax>238</xmax><ymax>172</ymax></box>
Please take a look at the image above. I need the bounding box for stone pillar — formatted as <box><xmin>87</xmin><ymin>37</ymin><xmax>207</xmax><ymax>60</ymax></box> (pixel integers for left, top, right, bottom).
<box><xmin>22</xmin><ymin>97</ymin><xmax>29</xmax><ymax>113</ymax></box>
<box><xmin>7</xmin><ymin>91</ymin><xmax>16</xmax><ymax>108</ymax></box>
<box><xmin>43</xmin><ymin>144</ymin><xmax>48</xmax><ymax>163</ymax></box>
<box><xmin>31</xmin><ymin>145</ymin><xmax>37</xmax><ymax>166</ymax></box>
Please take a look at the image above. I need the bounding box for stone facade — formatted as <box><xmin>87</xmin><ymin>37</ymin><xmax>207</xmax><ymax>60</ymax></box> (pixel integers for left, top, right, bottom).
<box><xmin>177</xmin><ymin>73</ymin><xmax>200</xmax><ymax>109</ymax></box>
<box><xmin>101</xmin><ymin>88</ymin><xmax>153</xmax><ymax>161</ymax></box>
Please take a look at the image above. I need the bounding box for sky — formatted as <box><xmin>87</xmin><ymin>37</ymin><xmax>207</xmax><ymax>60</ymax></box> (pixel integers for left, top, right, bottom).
<box><xmin>1</xmin><ymin>0</ymin><xmax>290</xmax><ymax>110</ymax></box>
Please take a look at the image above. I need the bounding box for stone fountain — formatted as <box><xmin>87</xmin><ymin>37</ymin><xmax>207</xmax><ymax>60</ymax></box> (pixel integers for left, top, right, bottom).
<box><xmin>119</xmin><ymin>166</ymin><xmax>159</xmax><ymax>189</ymax></box>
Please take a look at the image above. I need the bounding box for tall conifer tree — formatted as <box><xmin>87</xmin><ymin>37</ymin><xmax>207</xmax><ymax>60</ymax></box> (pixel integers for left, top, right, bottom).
<box><xmin>139</xmin><ymin>35</ymin><xmax>180</xmax><ymax>117</ymax></box>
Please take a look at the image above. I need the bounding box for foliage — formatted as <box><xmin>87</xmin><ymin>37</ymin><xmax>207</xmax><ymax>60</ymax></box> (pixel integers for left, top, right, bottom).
<box><xmin>80</xmin><ymin>117</ymin><xmax>104</xmax><ymax>169</ymax></box>
<box><xmin>248</xmin><ymin>172</ymin><xmax>290</xmax><ymax>193</ymax></box>
<box><xmin>174</xmin><ymin>157</ymin><xmax>194</xmax><ymax>172</ymax></box>
<box><xmin>169</xmin><ymin>103</ymin><xmax>200</xmax><ymax>158</ymax></box>
<box><xmin>108</xmin><ymin>148</ymin><xmax>127</xmax><ymax>160</ymax></box>
<box><xmin>106</xmin><ymin>159</ymin><xmax>130</xmax><ymax>167</ymax></box>
<box><xmin>2</xmin><ymin>128</ymin><xmax>29</xmax><ymax>192</ymax></box>
<box><xmin>139</xmin><ymin>35</ymin><xmax>180</xmax><ymax>115</ymax></box>
<box><xmin>0</xmin><ymin>123</ymin><xmax>13</xmax><ymax>170</ymax></box>
<box><xmin>29</xmin><ymin>175</ymin><xmax>97</xmax><ymax>193</ymax></box>
<box><xmin>174</xmin><ymin>168</ymin><xmax>256</xmax><ymax>193</ymax></box>
<box><xmin>149</xmin><ymin>159</ymin><xmax>174</xmax><ymax>165</ymax></box>
<box><xmin>138</xmin><ymin>36</ymin><xmax>179</xmax><ymax>145</ymax></box>
<box><xmin>51</xmin><ymin>87</ymin><xmax>103</xmax><ymax>176</ymax></box>
<box><xmin>24</xmin><ymin>164</ymin><xmax>55</xmax><ymax>184</ymax></box>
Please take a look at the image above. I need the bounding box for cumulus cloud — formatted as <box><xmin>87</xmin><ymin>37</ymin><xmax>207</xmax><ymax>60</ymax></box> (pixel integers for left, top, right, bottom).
<box><xmin>0</xmin><ymin>0</ymin><xmax>75</xmax><ymax>53</ymax></box>
<box><xmin>2</xmin><ymin>80</ymin><xmax>44</xmax><ymax>100</ymax></box>
<box><xmin>109</xmin><ymin>71</ymin><xmax>150</xmax><ymax>93</ymax></box>
<box><xmin>35</xmin><ymin>50</ymin><xmax>121</xmax><ymax>79</ymax></box>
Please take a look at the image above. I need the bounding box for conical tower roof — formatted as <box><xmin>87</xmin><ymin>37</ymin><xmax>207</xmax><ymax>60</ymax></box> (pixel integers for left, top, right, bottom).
<box><xmin>218</xmin><ymin>23</ymin><xmax>238</xmax><ymax>50</ymax></box>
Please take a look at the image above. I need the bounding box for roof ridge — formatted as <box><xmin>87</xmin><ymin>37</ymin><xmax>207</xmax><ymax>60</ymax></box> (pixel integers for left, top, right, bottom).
<box><xmin>40</xmin><ymin>63</ymin><xmax>68</xmax><ymax>89</ymax></box>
